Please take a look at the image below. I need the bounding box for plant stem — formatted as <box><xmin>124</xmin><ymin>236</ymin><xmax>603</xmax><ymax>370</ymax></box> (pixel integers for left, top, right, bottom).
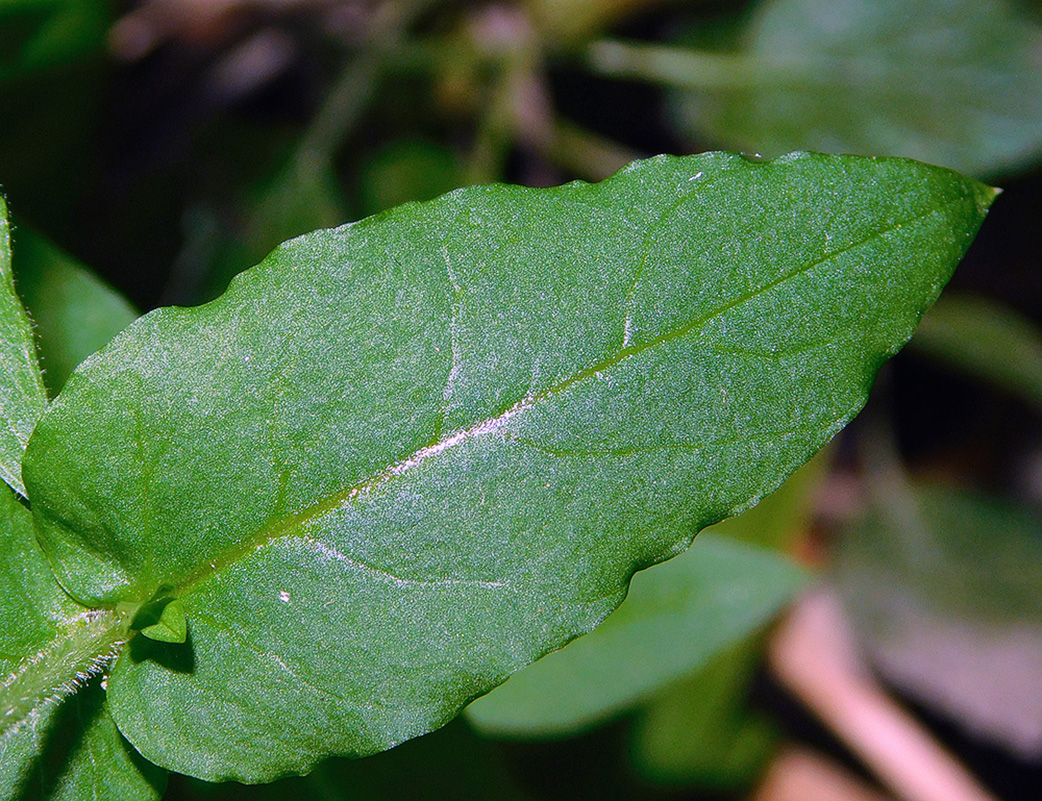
<box><xmin>293</xmin><ymin>0</ymin><xmax>439</xmax><ymax>172</ymax></box>
<box><xmin>544</xmin><ymin>120</ymin><xmax>642</xmax><ymax>181</ymax></box>
<box><xmin>1</xmin><ymin>609</ymin><xmax>124</xmax><ymax>739</ymax></box>
<box><xmin>586</xmin><ymin>39</ymin><xmax>765</xmax><ymax>90</ymax></box>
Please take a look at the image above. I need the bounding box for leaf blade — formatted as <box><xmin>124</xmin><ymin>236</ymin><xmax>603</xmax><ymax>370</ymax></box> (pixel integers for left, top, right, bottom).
<box><xmin>23</xmin><ymin>152</ymin><xmax>994</xmax><ymax>781</ymax></box>
<box><xmin>0</xmin><ymin>197</ymin><xmax>48</xmax><ymax>496</ymax></box>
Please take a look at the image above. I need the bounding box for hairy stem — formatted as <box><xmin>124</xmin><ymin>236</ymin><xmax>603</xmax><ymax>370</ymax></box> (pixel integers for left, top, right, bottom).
<box><xmin>1</xmin><ymin>609</ymin><xmax>124</xmax><ymax>739</ymax></box>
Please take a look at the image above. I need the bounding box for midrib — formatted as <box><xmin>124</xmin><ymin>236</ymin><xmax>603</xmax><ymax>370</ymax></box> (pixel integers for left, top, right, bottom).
<box><xmin>173</xmin><ymin>204</ymin><xmax>943</xmax><ymax>598</ymax></box>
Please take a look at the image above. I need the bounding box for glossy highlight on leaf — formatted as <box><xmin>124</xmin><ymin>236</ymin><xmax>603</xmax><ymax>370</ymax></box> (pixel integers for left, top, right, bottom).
<box><xmin>22</xmin><ymin>152</ymin><xmax>994</xmax><ymax>782</ymax></box>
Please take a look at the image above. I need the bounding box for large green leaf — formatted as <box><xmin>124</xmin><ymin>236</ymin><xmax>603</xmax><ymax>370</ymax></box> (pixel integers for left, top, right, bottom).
<box><xmin>465</xmin><ymin>534</ymin><xmax>806</xmax><ymax>736</ymax></box>
<box><xmin>22</xmin><ymin>152</ymin><xmax>993</xmax><ymax>782</ymax></box>
<box><xmin>11</xmin><ymin>226</ymin><xmax>138</xmax><ymax>396</ymax></box>
<box><xmin>0</xmin><ymin>197</ymin><xmax>47</xmax><ymax>496</ymax></box>
<box><xmin>665</xmin><ymin>0</ymin><xmax>1042</xmax><ymax>177</ymax></box>
<box><xmin>0</xmin><ymin>485</ymin><xmax>164</xmax><ymax>801</ymax></box>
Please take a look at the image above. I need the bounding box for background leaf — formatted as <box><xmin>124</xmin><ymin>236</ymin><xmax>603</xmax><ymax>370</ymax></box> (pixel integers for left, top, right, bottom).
<box><xmin>11</xmin><ymin>226</ymin><xmax>138</xmax><ymax>396</ymax></box>
<box><xmin>465</xmin><ymin>533</ymin><xmax>806</xmax><ymax>736</ymax></box>
<box><xmin>0</xmin><ymin>197</ymin><xmax>47</xmax><ymax>496</ymax></box>
<box><xmin>668</xmin><ymin>0</ymin><xmax>1042</xmax><ymax>177</ymax></box>
<box><xmin>23</xmin><ymin>152</ymin><xmax>993</xmax><ymax>782</ymax></box>
<box><xmin>0</xmin><ymin>0</ymin><xmax>108</xmax><ymax>81</ymax></box>
<box><xmin>910</xmin><ymin>293</ymin><xmax>1042</xmax><ymax>411</ymax></box>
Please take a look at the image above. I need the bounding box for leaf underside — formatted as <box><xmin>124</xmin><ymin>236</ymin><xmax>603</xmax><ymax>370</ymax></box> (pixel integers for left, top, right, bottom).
<box><xmin>22</xmin><ymin>151</ymin><xmax>993</xmax><ymax>782</ymax></box>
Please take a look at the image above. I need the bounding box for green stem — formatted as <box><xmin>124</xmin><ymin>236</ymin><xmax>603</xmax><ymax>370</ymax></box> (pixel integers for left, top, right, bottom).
<box><xmin>293</xmin><ymin>0</ymin><xmax>439</xmax><ymax>172</ymax></box>
<box><xmin>545</xmin><ymin>120</ymin><xmax>642</xmax><ymax>180</ymax></box>
<box><xmin>1</xmin><ymin>609</ymin><xmax>124</xmax><ymax>739</ymax></box>
<box><xmin>464</xmin><ymin>66</ymin><xmax>522</xmax><ymax>185</ymax></box>
<box><xmin>586</xmin><ymin>39</ymin><xmax>766</xmax><ymax>90</ymax></box>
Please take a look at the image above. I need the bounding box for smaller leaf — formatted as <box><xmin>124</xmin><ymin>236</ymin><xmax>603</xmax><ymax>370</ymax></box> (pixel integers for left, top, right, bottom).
<box><xmin>126</xmin><ymin>588</ymin><xmax>187</xmax><ymax>645</ymax></box>
<box><xmin>136</xmin><ymin>600</ymin><xmax>186</xmax><ymax>645</ymax></box>
<box><xmin>12</xmin><ymin>225</ymin><xmax>138</xmax><ymax>395</ymax></box>
<box><xmin>465</xmin><ymin>534</ymin><xmax>807</xmax><ymax>737</ymax></box>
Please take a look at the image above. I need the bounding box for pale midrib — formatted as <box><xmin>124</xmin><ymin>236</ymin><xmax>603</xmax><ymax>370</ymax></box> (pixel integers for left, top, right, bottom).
<box><xmin>174</xmin><ymin>204</ymin><xmax>943</xmax><ymax>597</ymax></box>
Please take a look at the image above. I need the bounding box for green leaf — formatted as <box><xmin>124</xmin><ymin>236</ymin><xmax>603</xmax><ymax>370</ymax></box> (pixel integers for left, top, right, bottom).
<box><xmin>911</xmin><ymin>293</ymin><xmax>1042</xmax><ymax>411</ymax></box>
<box><xmin>0</xmin><ymin>197</ymin><xmax>48</xmax><ymax>496</ymax></box>
<box><xmin>632</xmin><ymin>635</ymin><xmax>778</xmax><ymax>790</ymax></box>
<box><xmin>0</xmin><ymin>484</ymin><xmax>164</xmax><ymax>801</ymax></box>
<box><xmin>0</xmin><ymin>0</ymin><xmax>108</xmax><ymax>81</ymax></box>
<box><xmin>23</xmin><ymin>152</ymin><xmax>993</xmax><ymax>782</ymax></box>
<box><xmin>135</xmin><ymin>599</ymin><xmax>187</xmax><ymax>646</ymax></box>
<box><xmin>464</xmin><ymin>451</ymin><xmax>822</xmax><ymax>737</ymax></box>
<box><xmin>465</xmin><ymin>534</ymin><xmax>806</xmax><ymax>736</ymax></box>
<box><xmin>667</xmin><ymin>0</ymin><xmax>1042</xmax><ymax>177</ymax></box>
<box><xmin>11</xmin><ymin>226</ymin><xmax>138</xmax><ymax>396</ymax></box>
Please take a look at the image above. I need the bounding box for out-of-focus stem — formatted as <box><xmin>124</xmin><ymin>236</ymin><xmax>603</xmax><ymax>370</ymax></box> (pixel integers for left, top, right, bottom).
<box><xmin>587</xmin><ymin>39</ymin><xmax>764</xmax><ymax>89</ymax></box>
<box><xmin>769</xmin><ymin>591</ymin><xmax>1000</xmax><ymax>801</ymax></box>
<box><xmin>753</xmin><ymin>747</ymin><xmax>894</xmax><ymax>801</ymax></box>
<box><xmin>544</xmin><ymin>120</ymin><xmax>641</xmax><ymax>181</ymax></box>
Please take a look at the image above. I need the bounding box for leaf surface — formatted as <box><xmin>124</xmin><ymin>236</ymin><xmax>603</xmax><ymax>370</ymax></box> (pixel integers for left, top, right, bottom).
<box><xmin>0</xmin><ymin>197</ymin><xmax>47</xmax><ymax>496</ymax></box>
<box><xmin>0</xmin><ymin>485</ymin><xmax>164</xmax><ymax>801</ymax></box>
<box><xmin>23</xmin><ymin>152</ymin><xmax>993</xmax><ymax>781</ymax></box>
<box><xmin>669</xmin><ymin>0</ymin><xmax>1042</xmax><ymax>177</ymax></box>
<box><xmin>465</xmin><ymin>534</ymin><xmax>806</xmax><ymax>736</ymax></box>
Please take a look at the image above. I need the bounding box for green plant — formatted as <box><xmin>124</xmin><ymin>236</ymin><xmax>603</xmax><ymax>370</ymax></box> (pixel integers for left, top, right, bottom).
<box><xmin>0</xmin><ymin>149</ymin><xmax>993</xmax><ymax>797</ymax></box>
